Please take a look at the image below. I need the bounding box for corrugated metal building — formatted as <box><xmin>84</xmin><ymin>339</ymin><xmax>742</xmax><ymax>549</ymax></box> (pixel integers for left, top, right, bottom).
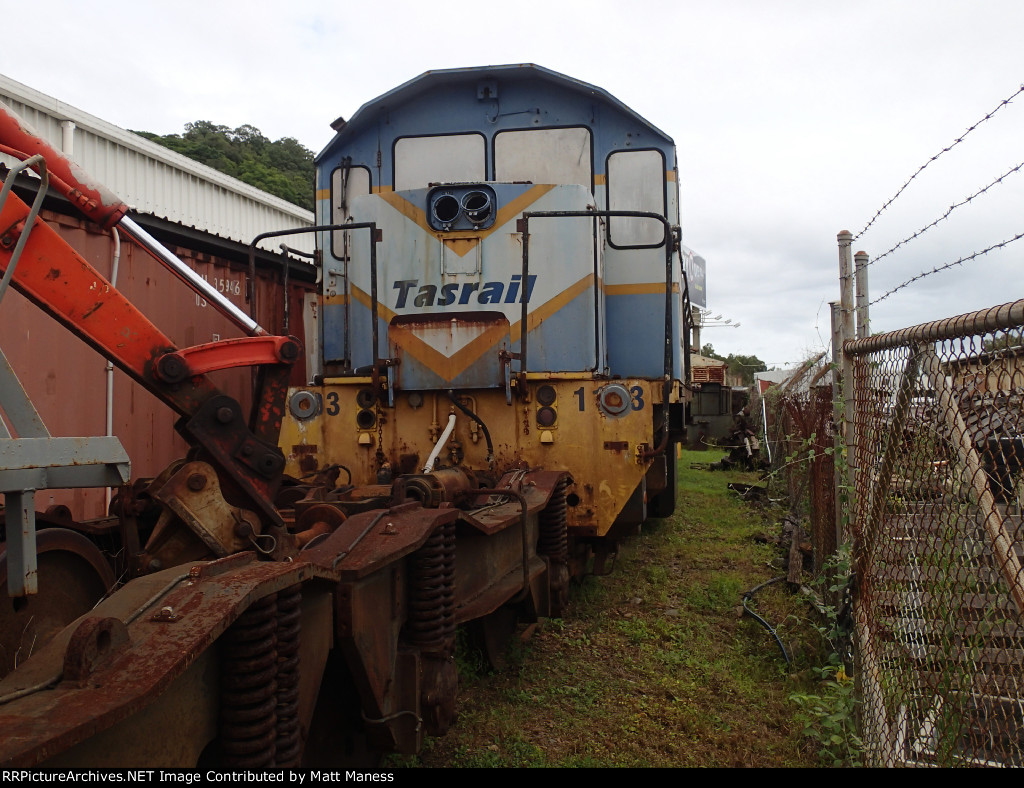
<box><xmin>0</xmin><ymin>74</ymin><xmax>315</xmax><ymax>256</ymax></box>
<box><xmin>0</xmin><ymin>75</ymin><xmax>318</xmax><ymax>519</ymax></box>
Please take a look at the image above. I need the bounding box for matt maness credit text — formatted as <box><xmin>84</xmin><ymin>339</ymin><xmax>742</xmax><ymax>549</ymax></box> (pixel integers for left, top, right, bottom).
<box><xmin>2</xmin><ymin>772</ymin><xmax>395</xmax><ymax>783</ymax></box>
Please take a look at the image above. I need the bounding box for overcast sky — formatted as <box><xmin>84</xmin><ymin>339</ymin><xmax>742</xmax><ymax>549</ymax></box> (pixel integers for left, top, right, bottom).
<box><xmin>4</xmin><ymin>1</ymin><xmax>1022</xmax><ymax>368</ymax></box>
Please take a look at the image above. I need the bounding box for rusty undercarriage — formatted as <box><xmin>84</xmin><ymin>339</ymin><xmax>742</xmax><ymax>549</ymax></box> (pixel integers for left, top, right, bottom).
<box><xmin>0</xmin><ymin>469</ymin><xmax>575</xmax><ymax>767</ymax></box>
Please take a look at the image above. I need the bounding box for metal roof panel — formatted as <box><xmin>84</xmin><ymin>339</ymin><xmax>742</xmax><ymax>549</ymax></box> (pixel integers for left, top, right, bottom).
<box><xmin>0</xmin><ymin>74</ymin><xmax>314</xmax><ymax>256</ymax></box>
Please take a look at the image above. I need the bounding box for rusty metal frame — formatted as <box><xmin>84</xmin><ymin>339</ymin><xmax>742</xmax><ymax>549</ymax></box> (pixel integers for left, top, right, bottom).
<box><xmin>918</xmin><ymin>348</ymin><xmax>1024</xmax><ymax>614</ymax></box>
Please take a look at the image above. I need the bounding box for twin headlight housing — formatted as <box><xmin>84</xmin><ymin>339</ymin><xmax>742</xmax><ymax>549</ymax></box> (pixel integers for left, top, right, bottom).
<box><xmin>427</xmin><ymin>185</ymin><xmax>497</xmax><ymax>232</ymax></box>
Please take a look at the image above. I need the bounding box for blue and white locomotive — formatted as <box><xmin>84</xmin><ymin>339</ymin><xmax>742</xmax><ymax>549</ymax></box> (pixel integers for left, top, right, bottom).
<box><xmin>0</xmin><ymin>60</ymin><xmax>706</xmax><ymax>768</ymax></box>
<box><xmin>282</xmin><ymin>63</ymin><xmax>694</xmax><ymax>558</ymax></box>
<box><xmin>0</xmin><ymin>64</ymin><xmax>702</xmax><ymax>767</ymax></box>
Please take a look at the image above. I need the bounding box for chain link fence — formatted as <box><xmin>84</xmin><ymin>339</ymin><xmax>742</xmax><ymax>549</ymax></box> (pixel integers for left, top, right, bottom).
<box><xmin>844</xmin><ymin>300</ymin><xmax>1024</xmax><ymax>767</ymax></box>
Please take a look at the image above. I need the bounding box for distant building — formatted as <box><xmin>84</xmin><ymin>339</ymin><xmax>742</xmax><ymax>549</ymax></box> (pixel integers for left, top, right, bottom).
<box><xmin>754</xmin><ymin>353</ymin><xmax>832</xmax><ymax>398</ymax></box>
<box><xmin>0</xmin><ymin>74</ymin><xmax>314</xmax><ymax>257</ymax></box>
<box><xmin>690</xmin><ymin>352</ymin><xmax>727</xmax><ymax>384</ymax></box>
<box><xmin>754</xmin><ymin>368</ymin><xmax>794</xmax><ymax>397</ymax></box>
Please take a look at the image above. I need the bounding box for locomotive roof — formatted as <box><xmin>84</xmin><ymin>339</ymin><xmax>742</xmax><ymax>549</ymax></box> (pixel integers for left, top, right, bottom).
<box><xmin>318</xmin><ymin>63</ymin><xmax>673</xmax><ymax>162</ymax></box>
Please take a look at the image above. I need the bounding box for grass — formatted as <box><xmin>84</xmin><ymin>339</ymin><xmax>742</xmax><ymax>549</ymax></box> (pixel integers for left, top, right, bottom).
<box><xmin>388</xmin><ymin>449</ymin><xmax>827</xmax><ymax>768</ymax></box>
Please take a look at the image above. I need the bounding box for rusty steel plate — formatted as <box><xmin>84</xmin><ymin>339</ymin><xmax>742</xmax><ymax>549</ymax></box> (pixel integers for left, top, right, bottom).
<box><xmin>0</xmin><ymin>553</ymin><xmax>334</xmax><ymax>767</ymax></box>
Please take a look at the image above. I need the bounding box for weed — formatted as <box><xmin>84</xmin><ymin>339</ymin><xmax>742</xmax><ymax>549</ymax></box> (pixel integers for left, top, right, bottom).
<box><xmin>643</xmin><ymin>564</ymin><xmax>670</xmax><ymax>588</ymax></box>
<box><xmin>499</xmin><ymin>685</ymin><xmax>536</xmax><ymax>705</ymax></box>
<box><xmin>790</xmin><ymin>659</ymin><xmax>863</xmax><ymax>767</ymax></box>
<box><xmin>788</xmin><ymin>545</ymin><xmax>864</xmax><ymax>767</ymax></box>
<box><xmin>447</xmin><ymin>745</ymin><xmax>505</xmax><ymax>768</ymax></box>
<box><xmin>684</xmin><ymin>574</ymin><xmax>742</xmax><ymax>613</ymax></box>
<box><xmin>617</xmin><ymin>618</ymin><xmax>655</xmax><ymax>645</ymax></box>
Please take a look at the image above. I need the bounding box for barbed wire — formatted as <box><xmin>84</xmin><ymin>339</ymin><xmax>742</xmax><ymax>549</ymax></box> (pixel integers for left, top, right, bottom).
<box><xmin>867</xmin><ymin>160</ymin><xmax>1024</xmax><ymax>267</ymax></box>
<box><xmin>868</xmin><ymin>231</ymin><xmax>1024</xmax><ymax>306</ymax></box>
<box><xmin>854</xmin><ymin>83</ymin><xmax>1024</xmax><ymax>242</ymax></box>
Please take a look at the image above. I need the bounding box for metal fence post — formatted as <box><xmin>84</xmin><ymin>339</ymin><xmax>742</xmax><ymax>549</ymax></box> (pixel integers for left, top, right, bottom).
<box><xmin>855</xmin><ymin>250</ymin><xmax>870</xmax><ymax>340</ymax></box>
<box><xmin>839</xmin><ymin>230</ymin><xmax>894</xmax><ymax>762</ymax></box>
<box><xmin>830</xmin><ymin>302</ymin><xmax>844</xmax><ymax>549</ymax></box>
<box><xmin>838</xmin><ymin>231</ymin><xmax>856</xmax><ymax>524</ymax></box>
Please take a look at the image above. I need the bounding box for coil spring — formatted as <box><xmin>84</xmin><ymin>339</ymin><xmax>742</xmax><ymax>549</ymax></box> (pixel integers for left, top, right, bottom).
<box><xmin>407</xmin><ymin>521</ymin><xmax>456</xmax><ymax>652</ymax></box>
<box><xmin>220</xmin><ymin>594</ymin><xmax>278</xmax><ymax>769</ymax></box>
<box><xmin>274</xmin><ymin>584</ymin><xmax>302</xmax><ymax>768</ymax></box>
<box><xmin>538</xmin><ymin>478</ymin><xmax>569</xmax><ymax>562</ymax></box>
<box><xmin>442</xmin><ymin>521</ymin><xmax>455</xmax><ymax>644</ymax></box>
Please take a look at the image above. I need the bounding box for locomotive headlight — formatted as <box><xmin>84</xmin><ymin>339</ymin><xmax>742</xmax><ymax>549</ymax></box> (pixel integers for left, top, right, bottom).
<box><xmin>427</xmin><ymin>185</ymin><xmax>497</xmax><ymax>231</ymax></box>
<box><xmin>536</xmin><ymin>384</ymin><xmax>557</xmax><ymax>429</ymax></box>
<box><xmin>356</xmin><ymin>387</ymin><xmax>377</xmax><ymax>431</ymax></box>
<box><xmin>461</xmin><ymin>190</ymin><xmax>492</xmax><ymax>224</ymax></box>
<box><xmin>288</xmin><ymin>390</ymin><xmax>321</xmax><ymax>420</ymax></box>
<box><xmin>431</xmin><ymin>193</ymin><xmax>461</xmax><ymax>228</ymax></box>
<box><xmin>356</xmin><ymin>388</ymin><xmax>377</xmax><ymax>409</ymax></box>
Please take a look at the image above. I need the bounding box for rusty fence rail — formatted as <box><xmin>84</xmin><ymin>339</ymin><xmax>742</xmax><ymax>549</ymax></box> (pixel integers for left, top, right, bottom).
<box><xmin>843</xmin><ymin>299</ymin><xmax>1024</xmax><ymax>767</ymax></box>
<box><xmin>763</xmin><ymin>383</ymin><xmax>837</xmax><ymax>576</ymax></box>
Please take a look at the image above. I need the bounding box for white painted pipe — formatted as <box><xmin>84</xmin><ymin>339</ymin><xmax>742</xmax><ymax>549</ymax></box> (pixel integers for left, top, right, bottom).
<box><xmin>422</xmin><ymin>414</ymin><xmax>456</xmax><ymax>473</ymax></box>
<box><xmin>60</xmin><ymin>120</ymin><xmax>75</xmax><ymax>156</ymax></box>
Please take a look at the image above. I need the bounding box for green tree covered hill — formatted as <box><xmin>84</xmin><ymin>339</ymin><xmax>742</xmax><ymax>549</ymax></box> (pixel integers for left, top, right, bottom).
<box><xmin>133</xmin><ymin>121</ymin><xmax>315</xmax><ymax>212</ymax></box>
<box><xmin>700</xmin><ymin>343</ymin><xmax>767</xmax><ymax>386</ymax></box>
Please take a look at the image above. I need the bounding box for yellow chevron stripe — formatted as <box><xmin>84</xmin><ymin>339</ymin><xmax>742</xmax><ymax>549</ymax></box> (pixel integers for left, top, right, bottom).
<box><xmin>510</xmin><ymin>273</ymin><xmax>594</xmax><ymax>342</ymax></box>
<box><xmin>320</xmin><ymin>176</ymin><xmax>675</xmax><ymax>204</ymax></box>
<box><xmin>605</xmin><ymin>282</ymin><xmax>680</xmax><ymax>295</ymax></box>
<box><xmin>350</xmin><ymin>287</ymin><xmax>397</xmax><ymax>323</ymax></box>
<box><xmin>389</xmin><ymin>320</ymin><xmax>513</xmax><ymax>381</ymax></box>
<box><xmin>595</xmin><ymin>171</ymin><xmax>675</xmax><ymax>185</ymax></box>
<box><xmin>316</xmin><ymin>184</ymin><xmax>391</xmax><ymax>202</ymax></box>
<box><xmin>348</xmin><ymin>273</ymin><xmax>595</xmax><ymax>380</ymax></box>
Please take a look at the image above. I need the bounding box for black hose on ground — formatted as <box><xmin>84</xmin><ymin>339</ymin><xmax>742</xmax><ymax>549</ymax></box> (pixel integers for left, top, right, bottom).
<box><xmin>741</xmin><ymin>576</ymin><xmax>791</xmax><ymax>666</ymax></box>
